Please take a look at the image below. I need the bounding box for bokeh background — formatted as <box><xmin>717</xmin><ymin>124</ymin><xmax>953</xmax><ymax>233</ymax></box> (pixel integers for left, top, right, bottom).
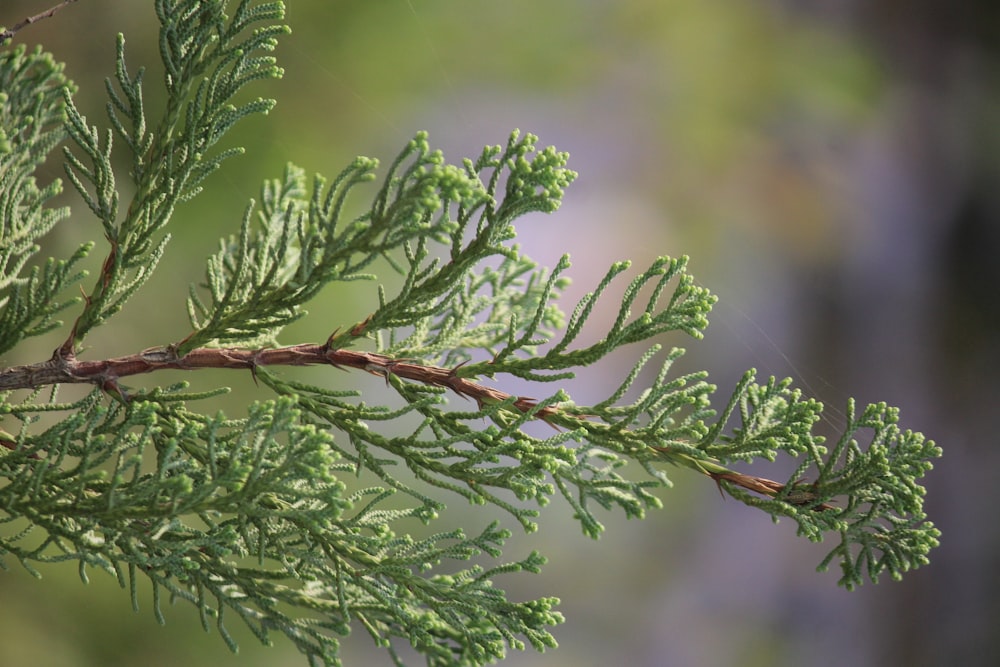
<box><xmin>2</xmin><ymin>1</ymin><xmax>998</xmax><ymax>665</ymax></box>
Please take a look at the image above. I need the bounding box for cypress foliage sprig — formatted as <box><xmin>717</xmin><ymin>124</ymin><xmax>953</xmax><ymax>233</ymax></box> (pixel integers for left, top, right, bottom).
<box><xmin>0</xmin><ymin>1</ymin><xmax>941</xmax><ymax>665</ymax></box>
<box><xmin>60</xmin><ymin>0</ymin><xmax>288</xmax><ymax>348</ymax></box>
<box><xmin>0</xmin><ymin>44</ymin><xmax>91</xmax><ymax>355</ymax></box>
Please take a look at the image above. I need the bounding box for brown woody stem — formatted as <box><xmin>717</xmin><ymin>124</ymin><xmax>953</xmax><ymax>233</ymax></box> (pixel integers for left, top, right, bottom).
<box><xmin>0</xmin><ymin>343</ymin><xmax>561</xmax><ymax>421</ymax></box>
<box><xmin>707</xmin><ymin>470</ymin><xmax>835</xmax><ymax>511</ymax></box>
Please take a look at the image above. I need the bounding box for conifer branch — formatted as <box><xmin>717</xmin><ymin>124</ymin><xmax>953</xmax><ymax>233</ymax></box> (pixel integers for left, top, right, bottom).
<box><xmin>0</xmin><ymin>338</ymin><xmax>838</xmax><ymax>511</ymax></box>
<box><xmin>1</xmin><ymin>0</ymin><xmax>942</xmax><ymax>664</ymax></box>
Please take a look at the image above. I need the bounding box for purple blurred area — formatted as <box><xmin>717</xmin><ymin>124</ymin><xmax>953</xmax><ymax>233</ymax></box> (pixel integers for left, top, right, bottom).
<box><xmin>1</xmin><ymin>1</ymin><xmax>997</xmax><ymax>665</ymax></box>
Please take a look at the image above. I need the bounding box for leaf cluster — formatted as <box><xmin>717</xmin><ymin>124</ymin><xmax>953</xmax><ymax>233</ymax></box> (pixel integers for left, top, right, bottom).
<box><xmin>0</xmin><ymin>44</ymin><xmax>90</xmax><ymax>355</ymax></box>
<box><xmin>699</xmin><ymin>374</ymin><xmax>942</xmax><ymax>589</ymax></box>
<box><xmin>61</xmin><ymin>0</ymin><xmax>288</xmax><ymax>345</ymax></box>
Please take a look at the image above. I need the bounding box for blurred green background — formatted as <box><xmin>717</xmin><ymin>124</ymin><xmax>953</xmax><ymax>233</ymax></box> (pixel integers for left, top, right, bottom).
<box><xmin>3</xmin><ymin>1</ymin><xmax>999</xmax><ymax>665</ymax></box>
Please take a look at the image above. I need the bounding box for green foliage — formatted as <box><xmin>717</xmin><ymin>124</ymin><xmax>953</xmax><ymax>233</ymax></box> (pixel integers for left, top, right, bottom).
<box><xmin>61</xmin><ymin>0</ymin><xmax>288</xmax><ymax>346</ymax></box>
<box><xmin>697</xmin><ymin>374</ymin><xmax>941</xmax><ymax>589</ymax></box>
<box><xmin>0</xmin><ymin>44</ymin><xmax>91</xmax><ymax>355</ymax></box>
<box><xmin>0</xmin><ymin>1</ymin><xmax>941</xmax><ymax>666</ymax></box>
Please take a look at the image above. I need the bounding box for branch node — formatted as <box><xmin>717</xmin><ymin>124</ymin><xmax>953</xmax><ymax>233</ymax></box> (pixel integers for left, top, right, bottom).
<box><xmin>100</xmin><ymin>375</ymin><xmax>130</xmax><ymax>403</ymax></box>
<box><xmin>322</xmin><ymin>328</ymin><xmax>340</xmax><ymax>352</ymax></box>
<box><xmin>350</xmin><ymin>314</ymin><xmax>374</xmax><ymax>337</ymax></box>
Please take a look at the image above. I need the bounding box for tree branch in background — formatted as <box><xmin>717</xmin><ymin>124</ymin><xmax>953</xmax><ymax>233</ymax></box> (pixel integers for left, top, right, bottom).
<box><xmin>0</xmin><ymin>0</ymin><xmax>80</xmax><ymax>45</ymax></box>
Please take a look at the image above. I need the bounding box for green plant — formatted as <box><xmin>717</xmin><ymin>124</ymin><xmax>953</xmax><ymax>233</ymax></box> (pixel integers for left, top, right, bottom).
<box><xmin>0</xmin><ymin>2</ymin><xmax>941</xmax><ymax>665</ymax></box>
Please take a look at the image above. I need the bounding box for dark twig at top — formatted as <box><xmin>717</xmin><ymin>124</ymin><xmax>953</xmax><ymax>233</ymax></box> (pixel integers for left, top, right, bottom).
<box><xmin>0</xmin><ymin>0</ymin><xmax>80</xmax><ymax>45</ymax></box>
